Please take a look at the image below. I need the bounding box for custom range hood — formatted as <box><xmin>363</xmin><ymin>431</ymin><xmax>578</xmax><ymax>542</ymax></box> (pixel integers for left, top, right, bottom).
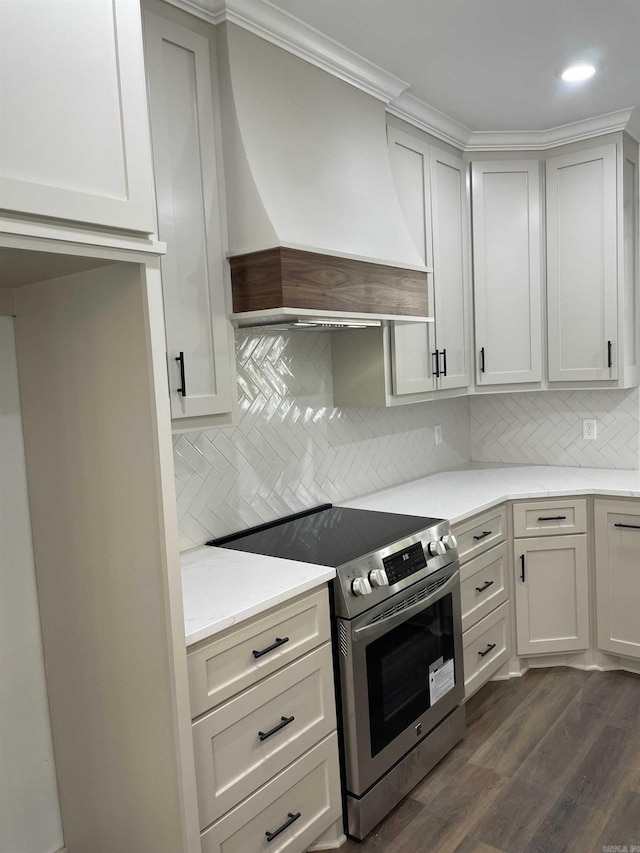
<box><xmin>217</xmin><ymin>23</ymin><xmax>432</xmax><ymax>329</ymax></box>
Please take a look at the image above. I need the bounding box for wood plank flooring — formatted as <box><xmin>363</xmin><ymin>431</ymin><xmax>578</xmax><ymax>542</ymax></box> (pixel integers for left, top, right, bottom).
<box><xmin>342</xmin><ymin>668</ymin><xmax>640</xmax><ymax>853</ymax></box>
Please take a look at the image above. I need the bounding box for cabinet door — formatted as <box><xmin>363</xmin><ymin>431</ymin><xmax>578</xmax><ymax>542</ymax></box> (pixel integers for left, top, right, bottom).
<box><xmin>513</xmin><ymin>535</ymin><xmax>589</xmax><ymax>655</ymax></box>
<box><xmin>430</xmin><ymin>148</ymin><xmax>470</xmax><ymax>391</ymax></box>
<box><xmin>546</xmin><ymin>144</ymin><xmax>618</xmax><ymax>382</ymax></box>
<box><xmin>0</xmin><ymin>0</ymin><xmax>155</xmax><ymax>233</ymax></box>
<box><xmin>471</xmin><ymin>161</ymin><xmax>542</xmax><ymax>385</ymax></box>
<box><xmin>594</xmin><ymin>500</ymin><xmax>640</xmax><ymax>659</ymax></box>
<box><xmin>145</xmin><ymin>13</ymin><xmax>234</xmax><ymax>420</ymax></box>
<box><xmin>387</xmin><ymin>129</ymin><xmax>435</xmax><ymax>395</ymax></box>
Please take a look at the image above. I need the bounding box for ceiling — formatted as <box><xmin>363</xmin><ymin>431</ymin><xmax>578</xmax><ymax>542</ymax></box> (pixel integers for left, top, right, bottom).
<box><xmin>266</xmin><ymin>0</ymin><xmax>640</xmax><ymax>132</ymax></box>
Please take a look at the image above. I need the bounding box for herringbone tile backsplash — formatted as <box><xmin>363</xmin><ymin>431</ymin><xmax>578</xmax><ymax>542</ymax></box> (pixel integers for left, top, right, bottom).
<box><xmin>174</xmin><ymin>330</ymin><xmax>471</xmax><ymax>550</ymax></box>
<box><xmin>470</xmin><ymin>388</ymin><xmax>640</xmax><ymax>469</ymax></box>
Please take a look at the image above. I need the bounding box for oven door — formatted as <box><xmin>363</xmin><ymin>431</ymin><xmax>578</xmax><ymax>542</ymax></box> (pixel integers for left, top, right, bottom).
<box><xmin>337</xmin><ymin>563</ymin><xmax>464</xmax><ymax>797</ymax></box>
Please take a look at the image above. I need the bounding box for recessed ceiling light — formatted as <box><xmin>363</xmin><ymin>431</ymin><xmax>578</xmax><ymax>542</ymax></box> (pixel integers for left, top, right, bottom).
<box><xmin>561</xmin><ymin>62</ymin><xmax>597</xmax><ymax>83</ymax></box>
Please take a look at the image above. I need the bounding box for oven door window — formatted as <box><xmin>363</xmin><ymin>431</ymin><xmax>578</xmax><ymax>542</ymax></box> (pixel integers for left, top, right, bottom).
<box><xmin>366</xmin><ymin>593</ymin><xmax>455</xmax><ymax>757</ymax></box>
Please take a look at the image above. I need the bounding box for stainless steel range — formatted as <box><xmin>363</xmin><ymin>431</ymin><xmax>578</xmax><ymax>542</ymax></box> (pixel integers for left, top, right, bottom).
<box><xmin>209</xmin><ymin>504</ymin><xmax>465</xmax><ymax>840</ymax></box>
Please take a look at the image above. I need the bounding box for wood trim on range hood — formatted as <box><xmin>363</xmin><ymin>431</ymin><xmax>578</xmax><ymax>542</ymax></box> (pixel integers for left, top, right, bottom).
<box><xmin>228</xmin><ymin>247</ymin><xmax>430</xmax><ymax>326</ymax></box>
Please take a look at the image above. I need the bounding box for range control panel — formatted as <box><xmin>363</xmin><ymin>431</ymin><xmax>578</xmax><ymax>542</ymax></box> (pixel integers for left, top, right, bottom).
<box><xmin>383</xmin><ymin>542</ymin><xmax>427</xmax><ymax>585</ymax></box>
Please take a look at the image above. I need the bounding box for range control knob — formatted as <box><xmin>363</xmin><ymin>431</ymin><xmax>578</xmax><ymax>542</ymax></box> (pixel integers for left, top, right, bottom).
<box><xmin>441</xmin><ymin>533</ymin><xmax>458</xmax><ymax>551</ymax></box>
<box><xmin>351</xmin><ymin>576</ymin><xmax>373</xmax><ymax>596</ymax></box>
<box><xmin>428</xmin><ymin>540</ymin><xmax>447</xmax><ymax>557</ymax></box>
<box><xmin>369</xmin><ymin>568</ymin><xmax>389</xmax><ymax>588</ymax></box>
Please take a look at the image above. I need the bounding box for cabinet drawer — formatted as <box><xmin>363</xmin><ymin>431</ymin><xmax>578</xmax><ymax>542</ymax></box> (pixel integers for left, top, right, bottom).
<box><xmin>193</xmin><ymin>643</ymin><xmax>336</xmax><ymax>829</ymax></box>
<box><xmin>460</xmin><ymin>542</ymin><xmax>509</xmax><ymax>632</ymax></box>
<box><xmin>455</xmin><ymin>505</ymin><xmax>507</xmax><ymax>563</ymax></box>
<box><xmin>200</xmin><ymin>733</ymin><xmax>341</xmax><ymax>853</ymax></box>
<box><xmin>463</xmin><ymin>602</ymin><xmax>511</xmax><ymax>699</ymax></box>
<box><xmin>513</xmin><ymin>499</ymin><xmax>587</xmax><ymax>537</ymax></box>
<box><xmin>188</xmin><ymin>589</ymin><xmax>331</xmax><ymax>718</ymax></box>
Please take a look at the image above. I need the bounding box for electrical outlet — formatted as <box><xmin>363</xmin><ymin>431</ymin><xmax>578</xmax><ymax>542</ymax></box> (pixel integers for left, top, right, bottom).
<box><xmin>583</xmin><ymin>418</ymin><xmax>597</xmax><ymax>440</ymax></box>
<box><xmin>435</xmin><ymin>424</ymin><xmax>443</xmax><ymax>445</ymax></box>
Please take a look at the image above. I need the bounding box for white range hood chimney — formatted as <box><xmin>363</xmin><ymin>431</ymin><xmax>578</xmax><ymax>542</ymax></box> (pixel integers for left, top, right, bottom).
<box><xmin>216</xmin><ymin>23</ymin><xmax>431</xmax><ymax>326</ymax></box>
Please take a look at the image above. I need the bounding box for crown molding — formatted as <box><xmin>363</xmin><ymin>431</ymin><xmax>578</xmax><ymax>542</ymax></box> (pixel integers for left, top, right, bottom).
<box><xmin>163</xmin><ymin>0</ymin><xmax>409</xmax><ymax>103</ymax></box>
<box><xmin>465</xmin><ymin>108</ymin><xmax>638</xmax><ymax>151</ymax></box>
<box><xmin>386</xmin><ymin>93</ymin><xmax>471</xmax><ymax>150</ymax></box>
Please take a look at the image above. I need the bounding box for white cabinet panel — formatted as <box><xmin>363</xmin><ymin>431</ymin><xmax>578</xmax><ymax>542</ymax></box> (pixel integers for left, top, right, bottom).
<box><xmin>471</xmin><ymin>161</ymin><xmax>542</xmax><ymax>386</ymax></box>
<box><xmin>513</xmin><ymin>535</ymin><xmax>589</xmax><ymax>655</ymax></box>
<box><xmin>594</xmin><ymin>500</ymin><xmax>640</xmax><ymax>660</ymax></box>
<box><xmin>145</xmin><ymin>13</ymin><xmax>234</xmax><ymax>421</ymax></box>
<box><xmin>547</xmin><ymin>144</ymin><xmax>618</xmax><ymax>382</ymax></box>
<box><xmin>0</xmin><ymin>0</ymin><xmax>155</xmax><ymax>233</ymax></box>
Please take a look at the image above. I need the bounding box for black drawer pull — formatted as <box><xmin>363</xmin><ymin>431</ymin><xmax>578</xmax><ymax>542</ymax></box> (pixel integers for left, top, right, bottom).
<box><xmin>614</xmin><ymin>523</ymin><xmax>640</xmax><ymax>530</ymax></box>
<box><xmin>478</xmin><ymin>643</ymin><xmax>496</xmax><ymax>658</ymax></box>
<box><xmin>258</xmin><ymin>715</ymin><xmax>295</xmax><ymax>742</ymax></box>
<box><xmin>252</xmin><ymin>636</ymin><xmax>289</xmax><ymax>659</ymax></box>
<box><xmin>520</xmin><ymin>554</ymin><xmax>526</xmax><ymax>582</ymax></box>
<box><xmin>475</xmin><ymin>580</ymin><xmax>495</xmax><ymax>594</ymax></box>
<box><xmin>175</xmin><ymin>351</ymin><xmax>186</xmax><ymax>396</ymax></box>
<box><xmin>432</xmin><ymin>350</ymin><xmax>440</xmax><ymax>378</ymax></box>
<box><xmin>473</xmin><ymin>530</ymin><xmax>492</xmax><ymax>541</ymax></box>
<box><xmin>265</xmin><ymin>811</ymin><xmax>301</xmax><ymax>843</ymax></box>
<box><xmin>537</xmin><ymin>515</ymin><xmax>567</xmax><ymax>522</ymax></box>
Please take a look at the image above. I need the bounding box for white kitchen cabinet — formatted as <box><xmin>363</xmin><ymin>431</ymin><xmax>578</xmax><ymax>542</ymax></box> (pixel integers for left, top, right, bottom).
<box><xmin>0</xmin><ymin>0</ymin><xmax>155</xmax><ymax>236</ymax></box>
<box><xmin>332</xmin><ymin>128</ymin><xmax>469</xmax><ymax>407</ymax></box>
<box><xmin>471</xmin><ymin>160</ymin><xmax>543</xmax><ymax>386</ymax></box>
<box><xmin>388</xmin><ymin>130</ymin><xmax>470</xmax><ymax>395</ymax></box>
<box><xmin>454</xmin><ymin>508</ymin><xmax>511</xmax><ymax>699</ymax></box>
<box><xmin>546</xmin><ymin>138</ymin><xmax>639</xmax><ymax>387</ymax></box>
<box><xmin>144</xmin><ymin>12</ymin><xmax>235</xmax><ymax>423</ymax></box>
<box><xmin>513</xmin><ymin>533</ymin><xmax>589</xmax><ymax>656</ymax></box>
<box><xmin>594</xmin><ymin>499</ymin><xmax>640</xmax><ymax>660</ymax></box>
<box><xmin>187</xmin><ymin>588</ymin><xmax>341</xmax><ymax>849</ymax></box>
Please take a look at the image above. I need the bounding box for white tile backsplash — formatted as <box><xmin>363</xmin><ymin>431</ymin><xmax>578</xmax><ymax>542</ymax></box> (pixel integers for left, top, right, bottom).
<box><xmin>470</xmin><ymin>388</ymin><xmax>640</xmax><ymax>469</ymax></box>
<box><xmin>174</xmin><ymin>330</ymin><xmax>471</xmax><ymax>549</ymax></box>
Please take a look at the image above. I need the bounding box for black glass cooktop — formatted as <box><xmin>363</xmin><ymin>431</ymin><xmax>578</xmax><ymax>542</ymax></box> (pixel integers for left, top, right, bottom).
<box><xmin>207</xmin><ymin>504</ymin><xmax>442</xmax><ymax>568</ymax></box>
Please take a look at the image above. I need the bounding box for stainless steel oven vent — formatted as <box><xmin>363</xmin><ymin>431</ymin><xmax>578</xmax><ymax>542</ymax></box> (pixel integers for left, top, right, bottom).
<box><xmin>339</xmin><ymin>621</ymin><xmax>349</xmax><ymax>658</ymax></box>
<box><xmin>372</xmin><ymin>574</ymin><xmax>450</xmax><ymax>624</ymax></box>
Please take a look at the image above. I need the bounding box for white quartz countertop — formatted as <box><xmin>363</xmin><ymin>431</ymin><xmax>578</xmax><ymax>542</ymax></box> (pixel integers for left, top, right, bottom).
<box><xmin>341</xmin><ymin>465</ymin><xmax>640</xmax><ymax>525</ymax></box>
<box><xmin>181</xmin><ymin>546</ymin><xmax>335</xmax><ymax>647</ymax></box>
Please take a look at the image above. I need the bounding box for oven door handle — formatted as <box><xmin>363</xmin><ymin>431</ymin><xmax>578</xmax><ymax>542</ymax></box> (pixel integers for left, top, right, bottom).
<box><xmin>352</xmin><ymin>570</ymin><xmax>460</xmax><ymax>643</ymax></box>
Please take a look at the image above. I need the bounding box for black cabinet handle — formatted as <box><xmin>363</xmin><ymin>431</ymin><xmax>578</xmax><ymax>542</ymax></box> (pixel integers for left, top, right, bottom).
<box><xmin>473</xmin><ymin>530</ymin><xmax>492</xmax><ymax>541</ymax></box>
<box><xmin>537</xmin><ymin>516</ymin><xmax>567</xmax><ymax>522</ymax></box>
<box><xmin>252</xmin><ymin>636</ymin><xmax>289</xmax><ymax>659</ymax></box>
<box><xmin>478</xmin><ymin>643</ymin><xmax>496</xmax><ymax>658</ymax></box>
<box><xmin>265</xmin><ymin>812</ymin><xmax>301</xmax><ymax>843</ymax></box>
<box><xmin>475</xmin><ymin>580</ymin><xmax>495</xmax><ymax>594</ymax></box>
<box><xmin>520</xmin><ymin>554</ymin><xmax>526</xmax><ymax>582</ymax></box>
<box><xmin>432</xmin><ymin>350</ymin><xmax>440</xmax><ymax>378</ymax></box>
<box><xmin>175</xmin><ymin>352</ymin><xmax>186</xmax><ymax>396</ymax></box>
<box><xmin>480</xmin><ymin>346</ymin><xmax>486</xmax><ymax>373</ymax></box>
<box><xmin>258</xmin><ymin>715</ymin><xmax>295</xmax><ymax>742</ymax></box>
<box><xmin>614</xmin><ymin>523</ymin><xmax>640</xmax><ymax>530</ymax></box>
<box><xmin>608</xmin><ymin>340</ymin><xmax>613</xmax><ymax>368</ymax></box>
<box><xmin>440</xmin><ymin>348</ymin><xmax>447</xmax><ymax>377</ymax></box>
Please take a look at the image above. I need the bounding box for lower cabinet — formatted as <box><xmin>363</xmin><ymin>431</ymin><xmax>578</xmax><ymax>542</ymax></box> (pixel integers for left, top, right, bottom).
<box><xmin>594</xmin><ymin>499</ymin><xmax>640</xmax><ymax>660</ymax></box>
<box><xmin>513</xmin><ymin>533</ymin><xmax>589</xmax><ymax>655</ymax></box>
<box><xmin>187</xmin><ymin>588</ymin><xmax>341</xmax><ymax>852</ymax></box>
<box><xmin>455</xmin><ymin>508</ymin><xmax>512</xmax><ymax>699</ymax></box>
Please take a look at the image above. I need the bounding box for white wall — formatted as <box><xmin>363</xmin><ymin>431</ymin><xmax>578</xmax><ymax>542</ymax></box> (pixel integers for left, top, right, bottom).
<box><xmin>0</xmin><ymin>315</ymin><xmax>64</xmax><ymax>853</ymax></box>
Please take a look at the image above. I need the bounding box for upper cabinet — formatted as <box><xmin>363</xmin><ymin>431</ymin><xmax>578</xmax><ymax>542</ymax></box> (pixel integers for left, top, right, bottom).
<box><xmin>471</xmin><ymin>160</ymin><xmax>543</xmax><ymax>387</ymax></box>
<box><xmin>0</xmin><ymin>0</ymin><xmax>155</xmax><ymax>236</ymax></box>
<box><xmin>546</xmin><ymin>139</ymin><xmax>639</xmax><ymax>388</ymax></box>
<box><xmin>144</xmin><ymin>12</ymin><xmax>235</xmax><ymax>424</ymax></box>
<box><xmin>332</xmin><ymin>127</ymin><xmax>470</xmax><ymax>407</ymax></box>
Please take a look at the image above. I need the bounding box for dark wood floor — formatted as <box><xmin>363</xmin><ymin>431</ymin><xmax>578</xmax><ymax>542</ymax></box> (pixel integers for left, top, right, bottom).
<box><xmin>342</xmin><ymin>667</ymin><xmax>640</xmax><ymax>853</ymax></box>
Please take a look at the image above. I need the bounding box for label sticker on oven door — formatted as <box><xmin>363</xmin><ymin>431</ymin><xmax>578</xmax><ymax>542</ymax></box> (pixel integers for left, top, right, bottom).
<box><xmin>429</xmin><ymin>658</ymin><xmax>455</xmax><ymax>705</ymax></box>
